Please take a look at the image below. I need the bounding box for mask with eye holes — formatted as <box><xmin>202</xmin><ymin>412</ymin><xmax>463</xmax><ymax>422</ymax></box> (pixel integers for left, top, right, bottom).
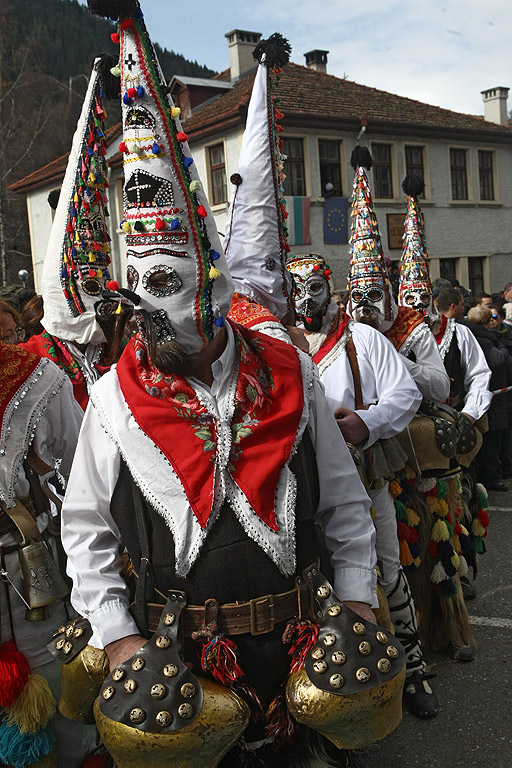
<box><xmin>286</xmin><ymin>254</ymin><xmax>334</xmax><ymax>332</ymax></box>
<box><xmin>117</xmin><ymin>11</ymin><xmax>233</xmax><ymax>355</ymax></box>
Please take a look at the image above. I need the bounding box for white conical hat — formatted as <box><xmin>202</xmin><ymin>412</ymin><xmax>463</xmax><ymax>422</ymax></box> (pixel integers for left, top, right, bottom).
<box><xmin>90</xmin><ymin>0</ymin><xmax>233</xmax><ymax>354</ymax></box>
<box><xmin>224</xmin><ymin>34</ymin><xmax>292</xmax><ymax>321</ymax></box>
<box><xmin>41</xmin><ymin>58</ymin><xmax>114</xmax><ymax>345</ymax></box>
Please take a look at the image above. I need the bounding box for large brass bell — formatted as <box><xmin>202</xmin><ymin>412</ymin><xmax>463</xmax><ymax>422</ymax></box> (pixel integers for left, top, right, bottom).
<box><xmin>59</xmin><ymin>645</ymin><xmax>110</xmax><ymax>724</ymax></box>
<box><xmin>18</xmin><ymin>539</ymin><xmax>69</xmax><ymax>610</ymax></box>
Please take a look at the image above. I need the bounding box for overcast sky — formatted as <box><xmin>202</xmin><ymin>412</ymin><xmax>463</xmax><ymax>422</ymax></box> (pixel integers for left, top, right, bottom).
<box><xmin>82</xmin><ymin>0</ymin><xmax>511</xmax><ymax>116</ymax></box>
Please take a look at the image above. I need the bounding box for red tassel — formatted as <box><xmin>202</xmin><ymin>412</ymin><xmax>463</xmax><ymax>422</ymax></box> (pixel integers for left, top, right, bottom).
<box><xmin>119</xmin><ymin>141</ymin><xmax>128</xmax><ymax>153</ymax></box>
<box><xmin>397</xmin><ymin>521</ymin><xmax>410</xmax><ymax>541</ymax></box>
<box><xmin>176</xmin><ymin>131</ymin><xmax>188</xmax><ymax>143</ymax></box>
<box><xmin>428</xmin><ymin>539</ymin><xmax>438</xmax><ymax>557</ymax></box>
<box><xmin>0</xmin><ymin>640</ymin><xmax>31</xmax><ymax>708</ymax></box>
<box><xmin>265</xmin><ymin>693</ymin><xmax>295</xmax><ymax>746</ymax></box>
<box><xmin>120</xmin><ymin>18</ymin><xmax>134</xmax><ymax>30</ymax></box>
<box><xmin>197</xmin><ymin>205</ymin><xmax>208</xmax><ymax>218</ymax></box>
<box><xmin>192</xmin><ymin>623</ymin><xmax>244</xmax><ymax>685</ymax></box>
<box><xmin>110</xmin><ymin>32</ymin><xmax>120</xmax><ymax>44</ymax></box>
<box><xmin>477</xmin><ymin>508</ymin><xmax>490</xmax><ymax>527</ymax></box>
<box><xmin>283</xmin><ymin>620</ymin><xmax>319</xmax><ymax>674</ymax></box>
<box><xmin>106</xmin><ymin>280</ymin><xmax>119</xmax><ymax>291</ymax></box>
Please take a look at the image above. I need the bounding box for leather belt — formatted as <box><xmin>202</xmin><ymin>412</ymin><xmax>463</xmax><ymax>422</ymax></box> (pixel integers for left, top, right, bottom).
<box><xmin>143</xmin><ymin>582</ymin><xmax>312</xmax><ymax>637</ymax></box>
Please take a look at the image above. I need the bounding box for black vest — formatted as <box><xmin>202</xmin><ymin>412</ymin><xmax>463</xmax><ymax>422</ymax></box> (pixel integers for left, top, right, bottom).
<box><xmin>110</xmin><ymin>433</ymin><xmax>321</xmax><ymax>606</ymax></box>
<box><xmin>444</xmin><ymin>331</ymin><xmax>465</xmax><ymax>409</ymax></box>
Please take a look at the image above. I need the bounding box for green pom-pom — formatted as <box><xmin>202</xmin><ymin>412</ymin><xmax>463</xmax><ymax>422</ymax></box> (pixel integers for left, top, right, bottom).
<box><xmin>394</xmin><ymin>500</ymin><xmax>408</xmax><ymax>521</ymax></box>
<box><xmin>473</xmin><ymin>536</ymin><xmax>484</xmax><ymax>554</ymax></box>
<box><xmin>436</xmin><ymin>478</ymin><xmax>449</xmax><ymax>499</ymax></box>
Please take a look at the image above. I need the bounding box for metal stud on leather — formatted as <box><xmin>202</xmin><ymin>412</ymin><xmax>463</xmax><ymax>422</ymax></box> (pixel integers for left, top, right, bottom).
<box><xmin>98</xmin><ymin>590</ymin><xmax>203</xmax><ymax>732</ymax></box>
<box><xmin>47</xmin><ymin>617</ymin><xmax>92</xmax><ymax>664</ymax></box>
<box><xmin>302</xmin><ymin>567</ymin><xmax>406</xmax><ymax>696</ymax></box>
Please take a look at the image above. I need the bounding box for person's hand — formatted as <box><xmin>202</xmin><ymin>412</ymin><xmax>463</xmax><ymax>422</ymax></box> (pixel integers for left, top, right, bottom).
<box><xmin>343</xmin><ymin>601</ymin><xmax>377</xmax><ymax>625</ymax></box>
<box><xmin>460</xmin><ymin>411</ymin><xmax>475</xmax><ymax>424</ymax></box>
<box><xmin>334</xmin><ymin>406</ymin><xmax>370</xmax><ymax>444</ymax></box>
<box><xmin>105</xmin><ymin>634</ymin><xmax>148</xmax><ymax>672</ymax></box>
<box><xmin>286</xmin><ymin>325</ymin><xmax>310</xmax><ymax>353</ymax></box>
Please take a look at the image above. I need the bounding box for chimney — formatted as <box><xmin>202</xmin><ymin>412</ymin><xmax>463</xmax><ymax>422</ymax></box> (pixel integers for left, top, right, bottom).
<box><xmin>481</xmin><ymin>86</ymin><xmax>509</xmax><ymax>125</ymax></box>
<box><xmin>304</xmin><ymin>50</ymin><xmax>329</xmax><ymax>73</ymax></box>
<box><xmin>225</xmin><ymin>29</ymin><xmax>261</xmax><ymax>81</ymax></box>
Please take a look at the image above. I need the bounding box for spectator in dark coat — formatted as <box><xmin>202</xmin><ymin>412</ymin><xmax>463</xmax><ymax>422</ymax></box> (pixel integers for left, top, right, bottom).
<box><xmin>466</xmin><ymin>305</ymin><xmax>512</xmax><ymax>490</ymax></box>
<box><xmin>488</xmin><ymin>305</ymin><xmax>512</xmax><ymax>478</ymax></box>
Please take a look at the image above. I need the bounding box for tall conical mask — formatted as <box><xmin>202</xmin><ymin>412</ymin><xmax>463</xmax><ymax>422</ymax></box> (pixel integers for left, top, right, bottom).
<box><xmin>89</xmin><ymin>0</ymin><xmax>233</xmax><ymax>354</ymax></box>
<box><xmin>398</xmin><ymin>175</ymin><xmax>437</xmax><ymax>322</ymax></box>
<box><xmin>41</xmin><ymin>57</ymin><xmax>118</xmax><ymax>345</ymax></box>
<box><xmin>224</xmin><ymin>34</ymin><xmax>292</xmax><ymax>321</ymax></box>
<box><xmin>347</xmin><ymin>146</ymin><xmax>396</xmax><ymax>331</ymax></box>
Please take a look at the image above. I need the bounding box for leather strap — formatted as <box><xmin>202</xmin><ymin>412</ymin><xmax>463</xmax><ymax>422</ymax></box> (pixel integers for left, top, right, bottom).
<box><xmin>0</xmin><ymin>496</ymin><xmax>40</xmax><ymax>544</ymax></box>
<box><xmin>26</xmin><ymin>444</ymin><xmax>54</xmax><ymax>476</ymax></box>
<box><xmin>346</xmin><ymin>335</ymin><xmax>365</xmax><ymax>411</ymax></box>
<box><xmin>131</xmin><ymin>479</ymin><xmax>153</xmax><ymax>638</ymax></box>
<box><xmin>143</xmin><ymin>582</ymin><xmax>312</xmax><ymax>637</ymax></box>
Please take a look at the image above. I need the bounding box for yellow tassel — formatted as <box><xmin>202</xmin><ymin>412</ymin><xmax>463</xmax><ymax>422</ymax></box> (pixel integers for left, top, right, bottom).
<box><xmin>116</xmin><ymin>302</ymin><xmax>122</xmax><ymax>315</ymax></box>
<box><xmin>389</xmin><ymin>479</ymin><xmax>402</xmax><ymax>498</ymax></box>
<box><xmin>472</xmin><ymin>519</ymin><xmax>486</xmax><ymax>537</ymax></box>
<box><xmin>431</xmin><ymin>519</ymin><xmax>449</xmax><ymax>542</ymax></box>
<box><xmin>407</xmin><ymin>507</ymin><xmax>420</xmax><ymax>526</ymax></box>
<box><xmin>88</xmin><ymin>252</ymin><xmax>95</xmax><ymax>262</ymax></box>
<box><xmin>413</xmin><ymin>556</ymin><xmax>421</xmax><ymax>568</ymax></box>
<box><xmin>171</xmin><ymin>106</ymin><xmax>181</xmax><ymax>119</ymax></box>
<box><xmin>405</xmin><ymin>466</ymin><xmax>416</xmax><ymax>480</ymax></box>
<box><xmin>399</xmin><ymin>539</ymin><xmax>413</xmax><ymax>567</ymax></box>
<box><xmin>30</xmin><ymin>752</ymin><xmax>57</xmax><ymax>768</ymax></box>
<box><xmin>370</xmin><ymin>506</ymin><xmax>376</xmax><ymax>520</ymax></box>
<box><xmin>88</xmin><ymin>173</ymin><xmax>96</xmax><ymax>184</ymax></box>
<box><xmin>460</xmin><ymin>524</ymin><xmax>470</xmax><ymax>536</ymax></box>
<box><xmin>209</xmin><ymin>266</ymin><xmax>221</xmax><ymax>280</ymax></box>
<box><xmin>453</xmin><ymin>534</ymin><xmax>460</xmax><ymax>553</ymax></box>
<box><xmin>96</xmin><ymin>269</ymin><xmax>103</xmax><ymax>278</ymax></box>
<box><xmin>121</xmin><ymin>221</ymin><xmax>132</xmax><ymax>233</ymax></box>
<box><xmin>437</xmin><ymin>499</ymin><xmax>449</xmax><ymax>518</ymax></box>
<box><xmin>73</xmin><ymin>192</ymin><xmax>79</xmax><ymax>204</ymax></box>
<box><xmin>426</xmin><ymin>495</ymin><xmax>440</xmax><ymax>515</ymax></box>
<box><xmin>451</xmin><ymin>552</ymin><xmax>460</xmax><ymax>569</ymax></box>
<box><xmin>6</xmin><ymin>674</ymin><xmax>56</xmax><ymax>734</ymax></box>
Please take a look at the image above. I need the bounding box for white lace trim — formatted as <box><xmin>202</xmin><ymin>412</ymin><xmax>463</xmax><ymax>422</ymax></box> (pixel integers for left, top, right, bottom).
<box><xmin>437</xmin><ymin>318</ymin><xmax>456</xmax><ymax>362</ymax></box>
<box><xmin>91</xmin><ymin>348</ymin><xmax>314</xmax><ymax>577</ymax></box>
<box><xmin>316</xmin><ymin>321</ymin><xmax>352</xmax><ymax>378</ymax></box>
<box><xmin>397</xmin><ymin>320</ymin><xmax>431</xmax><ymax>359</ymax></box>
<box><xmin>0</xmin><ymin>359</ymin><xmax>66</xmax><ymax>507</ymax></box>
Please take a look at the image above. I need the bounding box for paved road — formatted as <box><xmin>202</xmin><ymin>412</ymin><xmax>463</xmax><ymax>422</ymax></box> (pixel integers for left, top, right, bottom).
<box><xmin>367</xmin><ymin>487</ymin><xmax>512</xmax><ymax>768</ymax></box>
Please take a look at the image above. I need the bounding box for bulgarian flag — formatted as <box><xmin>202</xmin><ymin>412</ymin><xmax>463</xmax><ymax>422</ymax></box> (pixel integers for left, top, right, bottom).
<box><xmin>285</xmin><ymin>196</ymin><xmax>311</xmax><ymax>246</ymax></box>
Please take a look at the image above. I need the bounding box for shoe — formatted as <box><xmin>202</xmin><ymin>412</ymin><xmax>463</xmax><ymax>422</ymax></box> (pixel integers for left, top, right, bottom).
<box><xmin>445</xmin><ymin>642</ymin><xmax>476</xmax><ymax>662</ymax></box>
<box><xmin>403</xmin><ymin>671</ymin><xmax>439</xmax><ymax>719</ymax></box>
<box><xmin>485</xmin><ymin>482</ymin><xmax>508</xmax><ymax>491</ymax></box>
<box><xmin>460</xmin><ymin>575</ymin><xmax>477</xmax><ymax>600</ymax></box>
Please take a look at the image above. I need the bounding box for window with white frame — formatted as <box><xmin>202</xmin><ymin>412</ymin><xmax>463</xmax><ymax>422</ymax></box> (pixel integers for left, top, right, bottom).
<box><xmin>372</xmin><ymin>143</ymin><xmax>393</xmax><ymax>199</ymax></box>
<box><xmin>208</xmin><ymin>143</ymin><xmax>227</xmax><ymax>205</ymax></box>
<box><xmin>282</xmin><ymin>137</ymin><xmax>306</xmax><ymax>196</ymax></box>
<box><xmin>450</xmin><ymin>148</ymin><xmax>468</xmax><ymax>200</ymax></box>
<box><xmin>478</xmin><ymin>150</ymin><xmax>495</xmax><ymax>201</ymax></box>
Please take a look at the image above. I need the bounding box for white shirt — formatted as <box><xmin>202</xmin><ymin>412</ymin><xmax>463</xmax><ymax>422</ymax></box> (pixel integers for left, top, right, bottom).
<box><xmin>62</xmin><ymin>324</ymin><xmax>377</xmax><ymax>648</ymax></box>
<box><xmin>398</xmin><ymin>323</ymin><xmax>450</xmax><ymax>403</ymax></box>
<box><xmin>454</xmin><ymin>323</ymin><xmax>492</xmax><ymax>420</ymax></box>
<box><xmin>319</xmin><ymin>322</ymin><xmax>422</xmax><ymax>450</ymax></box>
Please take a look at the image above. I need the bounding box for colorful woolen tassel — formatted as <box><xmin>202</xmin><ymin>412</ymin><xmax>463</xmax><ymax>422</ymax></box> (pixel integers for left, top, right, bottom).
<box><xmin>0</xmin><ymin>641</ymin><xmax>31</xmax><ymax>708</ymax></box>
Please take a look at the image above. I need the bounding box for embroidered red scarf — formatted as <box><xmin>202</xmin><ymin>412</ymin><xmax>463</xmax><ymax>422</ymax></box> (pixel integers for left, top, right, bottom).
<box><xmin>22</xmin><ymin>332</ymin><xmax>110</xmax><ymax>410</ymax></box>
<box><xmin>434</xmin><ymin>314</ymin><xmax>448</xmax><ymax>345</ymax></box>
<box><xmin>312</xmin><ymin>309</ymin><xmax>350</xmax><ymax>366</ymax></box>
<box><xmin>117</xmin><ymin>323</ymin><xmax>304</xmax><ymax>531</ymax></box>
<box><xmin>384</xmin><ymin>306</ymin><xmax>425</xmax><ymax>352</ymax></box>
<box><xmin>0</xmin><ymin>342</ymin><xmax>40</xmax><ymax>427</ymax></box>
<box><xmin>228</xmin><ymin>292</ymin><xmax>282</xmax><ymax>329</ymax></box>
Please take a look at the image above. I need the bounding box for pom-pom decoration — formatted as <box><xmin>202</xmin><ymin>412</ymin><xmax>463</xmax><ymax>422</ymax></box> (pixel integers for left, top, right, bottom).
<box><xmin>176</xmin><ymin>131</ymin><xmax>188</xmax><ymax>143</ymax></box>
<box><xmin>252</xmin><ymin>33</ymin><xmax>291</xmax><ymax>69</ymax></box>
<box><xmin>350</xmin><ymin>145</ymin><xmax>373</xmax><ymax>171</ymax></box>
<box><xmin>190</xmin><ymin>180</ymin><xmax>201</xmax><ymax>193</ymax></box>
<box><xmin>0</xmin><ymin>721</ymin><xmax>55</xmax><ymax>768</ymax></box>
<box><xmin>197</xmin><ymin>205</ymin><xmax>208</xmax><ymax>218</ymax></box>
<box><xmin>155</xmin><ymin>218</ymin><xmax>166</xmax><ymax>231</ymax></box>
<box><xmin>6</xmin><ymin>675</ymin><xmax>56</xmax><ymax>734</ymax></box>
<box><xmin>0</xmin><ymin>641</ymin><xmax>31</xmax><ymax>708</ymax></box>
<box><xmin>106</xmin><ymin>280</ymin><xmax>119</xmax><ymax>291</ymax></box>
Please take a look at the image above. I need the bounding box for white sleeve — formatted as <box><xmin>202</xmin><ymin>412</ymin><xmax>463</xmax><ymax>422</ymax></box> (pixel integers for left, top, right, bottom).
<box><xmin>401</xmin><ymin>327</ymin><xmax>451</xmax><ymax>403</ymax></box>
<box><xmin>61</xmin><ymin>402</ymin><xmax>139</xmax><ymax>647</ymax></box>
<box><xmin>31</xmin><ymin>375</ymin><xmax>84</xmax><ymax>482</ymax></box>
<box><xmin>307</xmin><ymin>373</ymin><xmax>377</xmax><ymax>607</ymax></box>
<box><xmin>253</xmin><ymin>322</ymin><xmax>292</xmax><ymax>344</ymax></box>
<box><xmin>352</xmin><ymin>325</ymin><xmax>422</xmax><ymax>447</ymax></box>
<box><xmin>456</xmin><ymin>324</ymin><xmax>493</xmax><ymax>420</ymax></box>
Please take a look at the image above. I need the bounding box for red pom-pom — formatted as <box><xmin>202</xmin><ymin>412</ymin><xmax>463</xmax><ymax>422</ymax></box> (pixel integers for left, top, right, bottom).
<box><xmin>119</xmin><ymin>141</ymin><xmax>128</xmax><ymax>153</ymax></box>
<box><xmin>313</xmin><ymin>264</ymin><xmax>320</xmax><ymax>272</ymax></box>
<box><xmin>155</xmin><ymin>218</ymin><xmax>166</xmax><ymax>231</ymax></box>
<box><xmin>197</xmin><ymin>205</ymin><xmax>208</xmax><ymax>218</ymax></box>
<box><xmin>106</xmin><ymin>280</ymin><xmax>119</xmax><ymax>291</ymax></box>
<box><xmin>325</xmin><ymin>269</ymin><xmax>332</xmax><ymax>277</ymax></box>
<box><xmin>176</xmin><ymin>131</ymin><xmax>188</xmax><ymax>143</ymax></box>
<box><xmin>428</xmin><ymin>540</ymin><xmax>438</xmax><ymax>558</ymax></box>
<box><xmin>477</xmin><ymin>508</ymin><xmax>490</xmax><ymax>528</ymax></box>
<box><xmin>127</xmin><ymin>87</ymin><xmax>137</xmax><ymax>99</ymax></box>
<box><xmin>0</xmin><ymin>640</ymin><xmax>31</xmax><ymax>708</ymax></box>
<box><xmin>120</xmin><ymin>18</ymin><xmax>134</xmax><ymax>30</ymax></box>
<box><xmin>111</xmin><ymin>32</ymin><xmax>120</xmax><ymax>44</ymax></box>
<box><xmin>408</xmin><ymin>527</ymin><xmax>419</xmax><ymax>544</ymax></box>
<box><xmin>397</xmin><ymin>521</ymin><xmax>410</xmax><ymax>542</ymax></box>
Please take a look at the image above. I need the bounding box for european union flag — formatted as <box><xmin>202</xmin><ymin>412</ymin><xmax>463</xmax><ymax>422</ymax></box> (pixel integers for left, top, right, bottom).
<box><xmin>324</xmin><ymin>197</ymin><xmax>348</xmax><ymax>244</ymax></box>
